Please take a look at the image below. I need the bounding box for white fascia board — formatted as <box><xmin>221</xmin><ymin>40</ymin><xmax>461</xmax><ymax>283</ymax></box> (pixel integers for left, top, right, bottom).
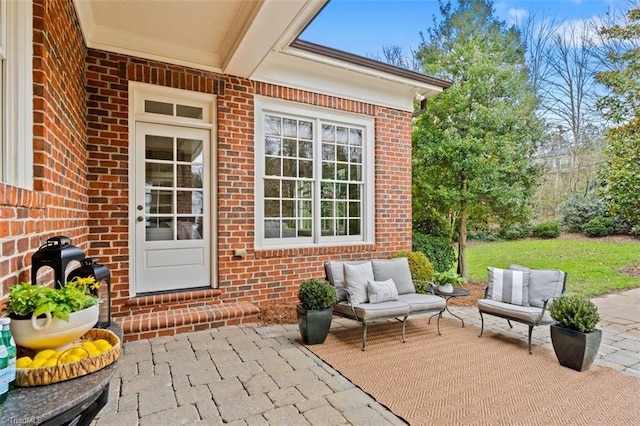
<box><xmin>252</xmin><ymin>51</ymin><xmax>443</xmax><ymax>112</ymax></box>
<box><xmin>223</xmin><ymin>0</ymin><xmax>328</xmax><ymax>78</ymax></box>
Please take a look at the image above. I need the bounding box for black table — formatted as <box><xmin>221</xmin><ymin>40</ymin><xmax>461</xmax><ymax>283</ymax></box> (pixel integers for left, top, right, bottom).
<box><xmin>0</xmin><ymin>323</ymin><xmax>121</xmax><ymax>426</ymax></box>
<box><xmin>428</xmin><ymin>285</ymin><xmax>471</xmax><ymax>327</ymax></box>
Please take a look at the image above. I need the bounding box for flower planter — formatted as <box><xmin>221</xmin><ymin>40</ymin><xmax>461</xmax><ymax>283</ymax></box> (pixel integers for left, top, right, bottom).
<box><xmin>550</xmin><ymin>324</ymin><xmax>602</xmax><ymax>372</ymax></box>
<box><xmin>10</xmin><ymin>305</ymin><xmax>99</xmax><ymax>350</ymax></box>
<box><xmin>438</xmin><ymin>284</ymin><xmax>454</xmax><ymax>293</ymax></box>
<box><xmin>297</xmin><ymin>304</ymin><xmax>333</xmax><ymax>345</ymax></box>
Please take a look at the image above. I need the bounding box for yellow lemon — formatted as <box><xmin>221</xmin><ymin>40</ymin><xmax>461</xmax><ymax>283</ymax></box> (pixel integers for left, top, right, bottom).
<box><xmin>48</xmin><ymin>351</ymin><xmax>63</xmax><ymax>360</ymax></box>
<box><xmin>62</xmin><ymin>355</ymin><xmax>80</xmax><ymax>364</ymax></box>
<box><xmin>94</xmin><ymin>342</ymin><xmax>112</xmax><ymax>353</ymax></box>
<box><xmin>34</xmin><ymin>349</ymin><xmax>56</xmax><ymax>360</ymax></box>
<box><xmin>43</xmin><ymin>358</ymin><xmax>59</xmax><ymax>368</ymax></box>
<box><xmin>87</xmin><ymin>348</ymin><xmax>101</xmax><ymax>357</ymax></box>
<box><xmin>71</xmin><ymin>348</ymin><xmax>88</xmax><ymax>359</ymax></box>
<box><xmin>93</xmin><ymin>339</ymin><xmax>110</xmax><ymax>347</ymax></box>
<box><xmin>16</xmin><ymin>357</ymin><xmax>32</xmax><ymax>368</ymax></box>
<box><xmin>29</xmin><ymin>358</ymin><xmax>47</xmax><ymax>369</ymax></box>
<box><xmin>81</xmin><ymin>341</ymin><xmax>97</xmax><ymax>351</ymax></box>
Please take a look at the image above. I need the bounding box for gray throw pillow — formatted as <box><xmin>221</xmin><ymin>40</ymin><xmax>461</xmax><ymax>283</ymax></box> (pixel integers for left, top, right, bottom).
<box><xmin>367</xmin><ymin>279</ymin><xmax>399</xmax><ymax>304</ymax></box>
<box><xmin>324</xmin><ymin>260</ymin><xmax>367</xmax><ymax>302</ymax></box>
<box><xmin>509</xmin><ymin>264</ymin><xmax>565</xmax><ymax>307</ymax></box>
<box><xmin>487</xmin><ymin>267</ymin><xmax>530</xmax><ymax>306</ymax></box>
<box><xmin>344</xmin><ymin>262</ymin><xmax>374</xmax><ymax>304</ymax></box>
<box><xmin>371</xmin><ymin>258</ymin><xmax>415</xmax><ymax>295</ymax></box>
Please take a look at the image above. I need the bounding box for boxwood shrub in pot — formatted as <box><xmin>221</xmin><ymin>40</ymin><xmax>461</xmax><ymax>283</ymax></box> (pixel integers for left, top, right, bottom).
<box><xmin>297</xmin><ymin>278</ymin><xmax>336</xmax><ymax>345</ymax></box>
<box><xmin>548</xmin><ymin>295</ymin><xmax>601</xmax><ymax>371</ymax></box>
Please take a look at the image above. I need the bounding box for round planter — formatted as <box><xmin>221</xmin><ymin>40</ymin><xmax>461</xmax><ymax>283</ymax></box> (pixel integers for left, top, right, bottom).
<box><xmin>550</xmin><ymin>324</ymin><xmax>602</xmax><ymax>372</ymax></box>
<box><xmin>297</xmin><ymin>304</ymin><xmax>333</xmax><ymax>345</ymax></box>
<box><xmin>10</xmin><ymin>304</ymin><xmax>99</xmax><ymax>350</ymax></box>
<box><xmin>438</xmin><ymin>284</ymin><xmax>454</xmax><ymax>293</ymax></box>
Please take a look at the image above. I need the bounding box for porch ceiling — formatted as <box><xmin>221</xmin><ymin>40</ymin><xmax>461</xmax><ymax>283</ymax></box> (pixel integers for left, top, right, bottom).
<box><xmin>73</xmin><ymin>0</ymin><xmax>328</xmax><ymax>77</ymax></box>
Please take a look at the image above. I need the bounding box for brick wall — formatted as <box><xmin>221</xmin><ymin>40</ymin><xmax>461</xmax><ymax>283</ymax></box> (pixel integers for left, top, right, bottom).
<box><xmin>0</xmin><ymin>0</ymin><xmax>88</xmax><ymax>297</ymax></box>
<box><xmin>85</xmin><ymin>52</ymin><xmax>412</xmax><ymax>315</ymax></box>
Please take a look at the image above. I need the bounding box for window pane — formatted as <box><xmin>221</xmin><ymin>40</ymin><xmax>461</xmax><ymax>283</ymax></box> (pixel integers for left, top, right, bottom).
<box><xmin>321</xmin><ymin>200</ymin><xmax>333</xmax><ymax>218</ymax></box>
<box><xmin>282</xmin><ymin>200</ymin><xmax>295</xmax><ymax>217</ymax></box>
<box><xmin>350</xmin><ymin>164</ymin><xmax>362</xmax><ymax>181</ymax></box>
<box><xmin>282</xmin><ymin>159</ymin><xmax>296</xmax><ymax>177</ymax></box>
<box><xmin>336</xmin><ymin>145</ymin><xmax>348</xmax><ymax>162</ymax></box>
<box><xmin>321</xmin><ymin>219</ymin><xmax>334</xmax><ymax>236</ymax></box>
<box><xmin>177</xmin><ymin>139</ymin><xmax>203</xmax><ymax>162</ymax></box>
<box><xmin>299</xmin><ymin>141</ymin><xmax>313</xmax><ymax>159</ymax></box>
<box><xmin>176</xmin><ymin>104</ymin><xmax>203</xmax><ymax>120</ymax></box>
<box><xmin>299</xmin><ymin>121</ymin><xmax>313</xmax><ymax>139</ymax></box>
<box><xmin>264</xmin><ymin>179</ymin><xmax>280</xmax><ymax>198</ymax></box>
<box><xmin>176</xmin><ymin>217</ymin><xmax>202</xmax><ymax>240</ymax></box>
<box><xmin>146</xmin><ymin>218</ymin><xmax>173</xmax><ymax>241</ymax></box>
<box><xmin>350</xmin><ymin>128</ymin><xmax>362</xmax><ymax>146</ymax></box>
<box><xmin>145</xmin><ymin>100</ymin><xmax>173</xmax><ymax>115</ymax></box>
<box><xmin>146</xmin><ymin>163</ymin><xmax>173</xmax><ymax>187</ymax></box>
<box><xmin>336</xmin><ymin>201</ymin><xmax>346</xmax><ymax>218</ymax></box>
<box><xmin>265</xmin><ymin>220</ymin><xmax>280</xmax><ymax>238</ymax></box>
<box><xmin>336</xmin><ymin>219</ymin><xmax>347</xmax><ymax>236</ymax></box>
<box><xmin>336</xmin><ymin>183</ymin><xmax>347</xmax><ymax>199</ymax></box>
<box><xmin>298</xmin><ymin>219</ymin><xmax>312</xmax><ymax>237</ymax></box>
<box><xmin>336</xmin><ymin>127</ymin><xmax>348</xmax><ymax>143</ymax></box>
<box><xmin>146</xmin><ymin>135</ymin><xmax>173</xmax><ymax>160</ymax></box>
<box><xmin>177</xmin><ymin>191</ymin><xmax>203</xmax><ymax>214</ymax></box>
<box><xmin>148</xmin><ymin>190</ymin><xmax>173</xmax><ymax>214</ymax></box>
<box><xmin>265</xmin><ymin>137</ymin><xmax>281</xmax><ymax>156</ymax></box>
<box><xmin>283</xmin><ymin>219</ymin><xmax>296</xmax><ymax>237</ymax></box>
<box><xmin>265</xmin><ymin>157</ymin><xmax>281</xmax><ymax>176</ymax></box>
<box><xmin>321</xmin><ymin>182</ymin><xmax>334</xmax><ymax>199</ymax></box>
<box><xmin>298</xmin><ymin>181</ymin><xmax>312</xmax><ymax>199</ymax></box>
<box><xmin>350</xmin><ymin>147</ymin><xmax>362</xmax><ymax>163</ymax></box>
<box><xmin>300</xmin><ymin>200</ymin><xmax>312</xmax><ymax>217</ymax></box>
<box><xmin>283</xmin><ymin>138</ymin><xmax>297</xmax><ymax>157</ymax></box>
<box><xmin>349</xmin><ymin>201</ymin><xmax>361</xmax><ymax>217</ymax></box>
<box><xmin>265</xmin><ymin>115</ymin><xmax>281</xmax><ymax>136</ymax></box>
<box><xmin>265</xmin><ymin>200</ymin><xmax>280</xmax><ymax>217</ymax></box>
<box><xmin>348</xmin><ymin>184</ymin><xmax>360</xmax><ymax>200</ymax></box>
<box><xmin>177</xmin><ymin>165</ymin><xmax>203</xmax><ymax>188</ymax></box>
<box><xmin>283</xmin><ymin>118</ymin><xmax>297</xmax><ymax>138</ymax></box>
<box><xmin>299</xmin><ymin>160</ymin><xmax>312</xmax><ymax>178</ymax></box>
<box><xmin>282</xmin><ymin>180</ymin><xmax>295</xmax><ymax>198</ymax></box>
<box><xmin>336</xmin><ymin>162</ymin><xmax>348</xmax><ymax>180</ymax></box>
<box><xmin>322</xmin><ymin>162</ymin><xmax>334</xmax><ymax>179</ymax></box>
<box><xmin>322</xmin><ymin>124</ymin><xmax>335</xmax><ymax>142</ymax></box>
<box><xmin>349</xmin><ymin>219</ymin><xmax>361</xmax><ymax>236</ymax></box>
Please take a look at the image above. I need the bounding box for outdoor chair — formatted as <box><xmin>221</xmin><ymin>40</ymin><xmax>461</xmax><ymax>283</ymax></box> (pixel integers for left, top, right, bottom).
<box><xmin>477</xmin><ymin>264</ymin><xmax>567</xmax><ymax>354</ymax></box>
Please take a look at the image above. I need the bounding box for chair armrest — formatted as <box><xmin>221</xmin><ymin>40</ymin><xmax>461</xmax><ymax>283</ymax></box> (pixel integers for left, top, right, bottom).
<box><xmin>482</xmin><ymin>285</ymin><xmax>489</xmax><ymax>298</ymax></box>
<box><xmin>339</xmin><ymin>288</ymin><xmax>361</xmax><ymax>320</ymax></box>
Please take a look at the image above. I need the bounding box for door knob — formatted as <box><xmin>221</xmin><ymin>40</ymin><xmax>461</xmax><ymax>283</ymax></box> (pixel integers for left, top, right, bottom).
<box><xmin>137</xmin><ymin>205</ymin><xmax>143</xmax><ymax>210</ymax></box>
<box><xmin>137</xmin><ymin>216</ymin><xmax>144</xmax><ymax>222</ymax></box>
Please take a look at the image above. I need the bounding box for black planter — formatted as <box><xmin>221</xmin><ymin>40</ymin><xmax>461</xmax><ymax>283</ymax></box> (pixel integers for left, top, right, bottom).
<box><xmin>550</xmin><ymin>324</ymin><xmax>602</xmax><ymax>372</ymax></box>
<box><xmin>297</xmin><ymin>304</ymin><xmax>333</xmax><ymax>345</ymax></box>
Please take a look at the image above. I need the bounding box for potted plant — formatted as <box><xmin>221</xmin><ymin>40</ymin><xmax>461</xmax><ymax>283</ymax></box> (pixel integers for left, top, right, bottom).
<box><xmin>433</xmin><ymin>271</ymin><xmax>464</xmax><ymax>293</ymax></box>
<box><xmin>296</xmin><ymin>278</ymin><xmax>336</xmax><ymax>345</ymax></box>
<box><xmin>548</xmin><ymin>295</ymin><xmax>601</xmax><ymax>371</ymax></box>
<box><xmin>4</xmin><ymin>277</ymin><xmax>101</xmax><ymax>350</ymax></box>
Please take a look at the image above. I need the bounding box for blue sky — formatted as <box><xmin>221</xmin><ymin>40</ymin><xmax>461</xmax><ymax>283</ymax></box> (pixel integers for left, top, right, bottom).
<box><xmin>300</xmin><ymin>0</ymin><xmax>620</xmax><ymax>57</ymax></box>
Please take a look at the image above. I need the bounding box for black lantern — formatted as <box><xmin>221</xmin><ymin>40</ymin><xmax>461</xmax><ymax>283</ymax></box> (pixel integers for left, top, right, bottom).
<box><xmin>31</xmin><ymin>236</ymin><xmax>86</xmax><ymax>288</ymax></box>
<box><xmin>68</xmin><ymin>258</ymin><xmax>112</xmax><ymax>328</ymax></box>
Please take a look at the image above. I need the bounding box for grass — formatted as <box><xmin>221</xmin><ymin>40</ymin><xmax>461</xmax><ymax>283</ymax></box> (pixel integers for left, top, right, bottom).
<box><xmin>466</xmin><ymin>239</ymin><xmax>640</xmax><ymax>298</ymax></box>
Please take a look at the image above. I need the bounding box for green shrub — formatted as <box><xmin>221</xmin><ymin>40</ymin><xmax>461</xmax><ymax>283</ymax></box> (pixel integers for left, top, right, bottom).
<box><xmin>582</xmin><ymin>216</ymin><xmax>615</xmax><ymax>237</ymax></box>
<box><xmin>533</xmin><ymin>221</ymin><xmax>560</xmax><ymax>239</ymax></box>
<box><xmin>297</xmin><ymin>278</ymin><xmax>336</xmax><ymax>310</ymax></box>
<box><xmin>559</xmin><ymin>192</ymin><xmax>606</xmax><ymax>232</ymax></box>
<box><xmin>412</xmin><ymin>233</ymin><xmax>456</xmax><ymax>273</ymax></box>
<box><xmin>412</xmin><ymin>213</ymin><xmax>453</xmax><ymax>239</ymax></box>
<box><xmin>392</xmin><ymin>251</ymin><xmax>435</xmax><ymax>293</ymax></box>
<box><xmin>467</xmin><ymin>229</ymin><xmax>501</xmax><ymax>242</ymax></box>
<box><xmin>499</xmin><ymin>223</ymin><xmax>534</xmax><ymax>240</ymax></box>
<box><xmin>548</xmin><ymin>295</ymin><xmax>600</xmax><ymax>333</ymax></box>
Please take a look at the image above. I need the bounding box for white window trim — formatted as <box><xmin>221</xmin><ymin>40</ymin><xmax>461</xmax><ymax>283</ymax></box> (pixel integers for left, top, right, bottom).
<box><xmin>1</xmin><ymin>0</ymin><xmax>33</xmax><ymax>189</ymax></box>
<box><xmin>254</xmin><ymin>96</ymin><xmax>375</xmax><ymax>249</ymax></box>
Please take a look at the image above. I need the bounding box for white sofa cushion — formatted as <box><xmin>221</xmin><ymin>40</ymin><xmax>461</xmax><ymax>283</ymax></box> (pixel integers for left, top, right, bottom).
<box><xmin>367</xmin><ymin>279</ymin><xmax>399</xmax><ymax>304</ymax></box>
<box><xmin>371</xmin><ymin>258</ymin><xmax>415</xmax><ymax>295</ymax></box>
<box><xmin>344</xmin><ymin>261</ymin><xmax>374</xmax><ymax>304</ymax></box>
<box><xmin>487</xmin><ymin>267</ymin><xmax>530</xmax><ymax>306</ymax></box>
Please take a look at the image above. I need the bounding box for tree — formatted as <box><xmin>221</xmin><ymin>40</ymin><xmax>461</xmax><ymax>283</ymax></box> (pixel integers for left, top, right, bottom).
<box><xmin>414</xmin><ymin>0</ymin><xmax>542</xmax><ymax>279</ymax></box>
<box><xmin>595</xmin><ymin>6</ymin><xmax>640</xmax><ymax>229</ymax></box>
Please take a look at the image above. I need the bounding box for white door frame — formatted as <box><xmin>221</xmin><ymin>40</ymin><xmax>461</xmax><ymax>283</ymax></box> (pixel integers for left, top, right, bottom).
<box><xmin>128</xmin><ymin>82</ymin><xmax>217</xmax><ymax>297</ymax></box>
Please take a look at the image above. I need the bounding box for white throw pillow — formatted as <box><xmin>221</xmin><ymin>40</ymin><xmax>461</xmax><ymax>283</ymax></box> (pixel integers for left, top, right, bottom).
<box><xmin>343</xmin><ymin>262</ymin><xmax>374</xmax><ymax>304</ymax></box>
<box><xmin>487</xmin><ymin>267</ymin><xmax>530</xmax><ymax>306</ymax></box>
<box><xmin>367</xmin><ymin>279</ymin><xmax>399</xmax><ymax>304</ymax></box>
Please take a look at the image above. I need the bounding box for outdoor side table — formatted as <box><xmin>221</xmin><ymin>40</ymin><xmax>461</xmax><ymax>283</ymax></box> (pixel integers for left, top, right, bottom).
<box><xmin>428</xmin><ymin>285</ymin><xmax>471</xmax><ymax>327</ymax></box>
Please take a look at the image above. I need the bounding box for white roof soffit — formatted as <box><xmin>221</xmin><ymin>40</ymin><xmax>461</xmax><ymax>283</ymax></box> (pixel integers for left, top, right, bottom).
<box><xmin>253</xmin><ymin>46</ymin><xmax>447</xmax><ymax>112</ymax></box>
<box><xmin>73</xmin><ymin>0</ymin><xmax>327</xmax><ymax>77</ymax></box>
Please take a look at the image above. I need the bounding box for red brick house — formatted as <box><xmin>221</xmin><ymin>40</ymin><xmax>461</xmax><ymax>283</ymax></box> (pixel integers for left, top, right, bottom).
<box><xmin>0</xmin><ymin>0</ymin><xmax>450</xmax><ymax>341</ymax></box>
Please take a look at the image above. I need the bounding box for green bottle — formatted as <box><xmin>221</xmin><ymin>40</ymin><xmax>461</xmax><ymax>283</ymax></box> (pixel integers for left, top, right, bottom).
<box><xmin>0</xmin><ymin>330</ymin><xmax>7</xmax><ymax>404</ymax></box>
<box><xmin>0</xmin><ymin>318</ymin><xmax>16</xmax><ymax>390</ymax></box>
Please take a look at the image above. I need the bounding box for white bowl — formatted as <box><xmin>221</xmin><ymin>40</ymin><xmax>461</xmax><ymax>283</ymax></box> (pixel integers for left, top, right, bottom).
<box><xmin>10</xmin><ymin>304</ymin><xmax>99</xmax><ymax>350</ymax></box>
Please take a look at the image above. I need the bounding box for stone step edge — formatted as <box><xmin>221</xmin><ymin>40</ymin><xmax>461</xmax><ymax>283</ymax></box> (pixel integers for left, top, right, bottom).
<box><xmin>117</xmin><ymin>301</ymin><xmax>260</xmax><ymax>341</ymax></box>
<box><xmin>123</xmin><ymin>288</ymin><xmax>223</xmax><ymax>308</ymax></box>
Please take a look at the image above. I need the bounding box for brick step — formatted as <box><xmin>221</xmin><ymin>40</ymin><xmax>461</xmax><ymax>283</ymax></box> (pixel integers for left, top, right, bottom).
<box><xmin>117</xmin><ymin>301</ymin><xmax>260</xmax><ymax>342</ymax></box>
<box><xmin>124</xmin><ymin>288</ymin><xmax>223</xmax><ymax>314</ymax></box>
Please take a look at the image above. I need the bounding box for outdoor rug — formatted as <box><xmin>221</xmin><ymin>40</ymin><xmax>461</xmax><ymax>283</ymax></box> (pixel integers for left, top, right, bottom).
<box><xmin>307</xmin><ymin>318</ymin><xmax>640</xmax><ymax>425</ymax></box>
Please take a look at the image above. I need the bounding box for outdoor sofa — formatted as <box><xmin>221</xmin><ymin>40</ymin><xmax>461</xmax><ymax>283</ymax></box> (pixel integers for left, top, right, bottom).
<box><xmin>477</xmin><ymin>264</ymin><xmax>567</xmax><ymax>353</ymax></box>
<box><xmin>324</xmin><ymin>258</ymin><xmax>446</xmax><ymax>350</ymax></box>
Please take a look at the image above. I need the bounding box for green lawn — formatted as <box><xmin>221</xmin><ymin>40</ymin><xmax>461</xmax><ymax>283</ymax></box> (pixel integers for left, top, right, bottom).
<box><xmin>466</xmin><ymin>239</ymin><xmax>640</xmax><ymax>297</ymax></box>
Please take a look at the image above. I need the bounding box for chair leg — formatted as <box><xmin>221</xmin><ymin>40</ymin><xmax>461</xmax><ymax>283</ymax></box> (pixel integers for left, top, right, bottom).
<box><xmin>479</xmin><ymin>311</ymin><xmax>484</xmax><ymax>337</ymax></box>
<box><xmin>437</xmin><ymin>310</ymin><xmax>442</xmax><ymax>335</ymax></box>
<box><xmin>507</xmin><ymin>319</ymin><xmax>513</xmax><ymax>329</ymax></box>
<box><xmin>527</xmin><ymin>325</ymin><xmax>533</xmax><ymax>354</ymax></box>
<box><xmin>361</xmin><ymin>322</ymin><xmax>368</xmax><ymax>351</ymax></box>
<box><xmin>401</xmin><ymin>316</ymin><xmax>407</xmax><ymax>343</ymax></box>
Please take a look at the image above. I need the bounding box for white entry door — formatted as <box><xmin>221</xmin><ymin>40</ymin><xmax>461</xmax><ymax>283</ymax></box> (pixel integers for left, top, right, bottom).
<box><xmin>133</xmin><ymin>122</ymin><xmax>211</xmax><ymax>294</ymax></box>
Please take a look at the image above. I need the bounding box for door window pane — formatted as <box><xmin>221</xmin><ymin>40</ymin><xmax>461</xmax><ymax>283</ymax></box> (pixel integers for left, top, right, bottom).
<box><xmin>146</xmin><ymin>135</ymin><xmax>173</xmax><ymax>160</ymax></box>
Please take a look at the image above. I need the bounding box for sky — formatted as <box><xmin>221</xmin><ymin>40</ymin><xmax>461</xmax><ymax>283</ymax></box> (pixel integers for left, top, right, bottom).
<box><xmin>300</xmin><ymin>0</ymin><xmax>623</xmax><ymax>58</ymax></box>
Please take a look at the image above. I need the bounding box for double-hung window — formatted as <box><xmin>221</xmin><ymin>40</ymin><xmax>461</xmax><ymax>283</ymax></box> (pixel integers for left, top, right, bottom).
<box><xmin>0</xmin><ymin>0</ymin><xmax>33</xmax><ymax>188</ymax></box>
<box><xmin>255</xmin><ymin>97</ymin><xmax>374</xmax><ymax>248</ymax></box>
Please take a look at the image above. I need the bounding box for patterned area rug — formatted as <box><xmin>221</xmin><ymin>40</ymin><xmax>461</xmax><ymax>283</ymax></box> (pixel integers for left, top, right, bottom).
<box><xmin>307</xmin><ymin>318</ymin><xmax>640</xmax><ymax>425</ymax></box>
